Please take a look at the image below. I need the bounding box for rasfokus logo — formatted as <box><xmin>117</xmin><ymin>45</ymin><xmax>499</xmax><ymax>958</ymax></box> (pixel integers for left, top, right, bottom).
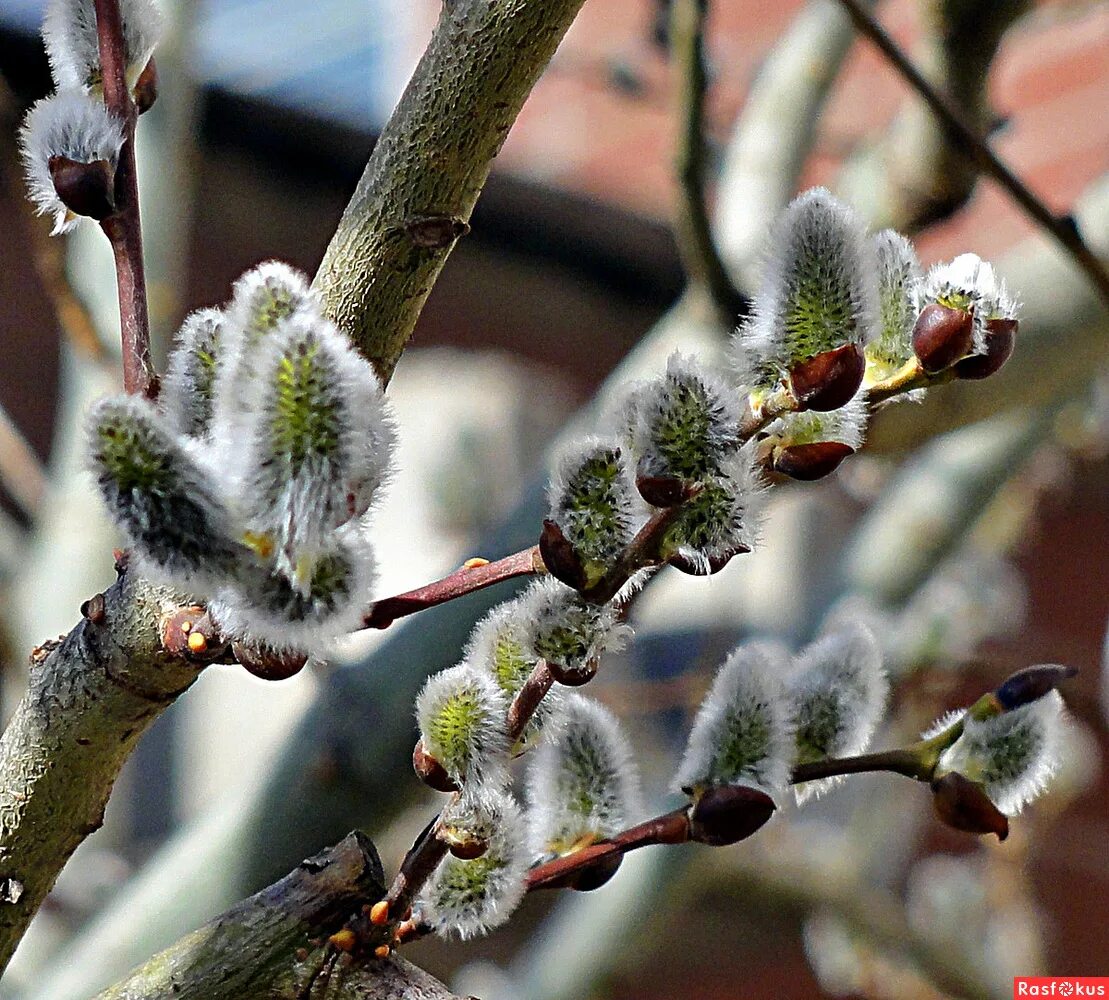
<box><xmin>1014</xmin><ymin>979</ymin><xmax>1109</xmax><ymax>997</ymax></box>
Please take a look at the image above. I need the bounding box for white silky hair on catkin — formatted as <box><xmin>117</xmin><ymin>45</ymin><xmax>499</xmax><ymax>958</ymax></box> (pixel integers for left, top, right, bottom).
<box><xmin>936</xmin><ymin>691</ymin><xmax>1065</xmax><ymax>816</ymax></box>
<box><xmin>160</xmin><ymin>308</ymin><xmax>227</xmax><ymax>439</ymax></box>
<box><xmin>419</xmin><ymin>788</ymin><xmax>530</xmax><ymax>940</ymax></box>
<box><xmin>920</xmin><ymin>253</ymin><xmax>1018</xmax><ymax>354</ymax></box>
<box><xmin>527</xmin><ymin>694</ymin><xmax>641</xmax><ymax>857</ymax></box>
<box><xmin>547</xmin><ymin>435</ymin><xmax>642</xmax><ymax>567</ymax></box>
<box><xmin>868</xmin><ymin>229</ymin><xmax>921</xmax><ymax>377</ymax></box>
<box><xmin>789</xmin><ymin>620</ymin><xmax>887</xmax><ymax>805</ymax></box>
<box><xmin>742</xmin><ymin>187</ymin><xmax>878</xmax><ymax>371</ymax></box>
<box><xmin>19</xmin><ymin>89</ymin><xmax>124</xmax><ymax>234</ymax></box>
<box><xmin>673</xmin><ymin>639</ymin><xmax>796</xmax><ymax>795</ymax></box>
<box><xmin>766</xmin><ymin>389</ymin><xmax>868</xmax><ymax>451</ymax></box>
<box><xmin>520</xmin><ymin>577</ymin><xmax>631</xmax><ymax>672</ymax></box>
<box><xmin>226</xmin><ymin>311</ymin><xmax>395</xmax><ymax>569</ymax></box>
<box><xmin>213</xmin><ymin>524</ymin><xmax>377</xmax><ymax>654</ymax></box>
<box><xmin>415</xmin><ymin>664</ymin><xmax>511</xmax><ymax>788</ymax></box>
<box><xmin>43</xmin><ymin>0</ymin><xmax>164</xmax><ymax>91</ymax></box>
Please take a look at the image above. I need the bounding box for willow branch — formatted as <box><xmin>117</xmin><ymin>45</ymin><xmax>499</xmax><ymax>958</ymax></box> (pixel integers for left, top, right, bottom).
<box><xmin>835</xmin><ymin>0</ymin><xmax>1109</xmax><ymax>304</ymax></box>
<box><xmin>312</xmin><ymin>0</ymin><xmax>588</xmax><ymax>384</ymax></box>
<box><xmin>669</xmin><ymin>0</ymin><xmax>745</xmax><ymax>323</ymax></box>
<box><xmin>94</xmin><ymin>0</ymin><xmax>156</xmax><ymax>396</ymax></box>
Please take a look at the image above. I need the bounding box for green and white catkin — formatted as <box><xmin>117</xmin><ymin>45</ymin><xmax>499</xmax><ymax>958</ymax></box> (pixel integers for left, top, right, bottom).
<box><xmin>87</xmin><ymin>396</ymin><xmax>243</xmax><ymax>589</ymax></box>
<box><xmin>865</xmin><ymin>230</ymin><xmax>921</xmax><ymax>384</ymax></box>
<box><xmin>160</xmin><ymin>308</ymin><xmax>226</xmax><ymax>439</ymax></box>
<box><xmin>419</xmin><ymin>788</ymin><xmax>530</xmax><ymax>939</ymax></box>
<box><xmin>934</xmin><ymin>692</ymin><xmax>1064</xmax><ymax>815</ymax></box>
<box><xmin>521</xmin><ymin>578</ymin><xmax>630</xmax><ymax>675</ymax></box>
<box><xmin>766</xmin><ymin>393</ymin><xmax>867</xmax><ymax>451</ymax></box>
<box><xmin>788</xmin><ymin>622</ymin><xmax>887</xmax><ymax>804</ymax></box>
<box><xmin>629</xmin><ymin>353</ymin><xmax>742</xmax><ymax>482</ymax></box>
<box><xmin>527</xmin><ymin>694</ymin><xmax>641</xmax><ymax>857</ymax></box>
<box><xmin>735</xmin><ymin>187</ymin><xmax>877</xmax><ymax>384</ymax></box>
<box><xmin>465</xmin><ymin>601</ymin><xmax>562</xmax><ymax>745</ymax></box>
<box><xmin>658</xmin><ymin>443</ymin><xmax>764</xmax><ymax>572</ymax></box>
<box><xmin>674</xmin><ymin>640</ymin><xmax>795</xmax><ymax>796</ymax></box>
<box><xmin>43</xmin><ymin>0</ymin><xmax>164</xmax><ymax>92</ymax></box>
<box><xmin>19</xmin><ymin>89</ymin><xmax>124</xmax><ymax>234</ymax></box>
<box><xmin>416</xmin><ymin>665</ymin><xmax>510</xmax><ymax>787</ymax></box>
<box><xmin>547</xmin><ymin>436</ymin><xmax>641</xmax><ymax>581</ymax></box>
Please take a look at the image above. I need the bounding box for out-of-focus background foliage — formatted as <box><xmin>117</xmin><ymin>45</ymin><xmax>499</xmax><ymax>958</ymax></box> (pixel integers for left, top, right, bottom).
<box><xmin>0</xmin><ymin>1</ymin><xmax>1106</xmax><ymax>997</ymax></box>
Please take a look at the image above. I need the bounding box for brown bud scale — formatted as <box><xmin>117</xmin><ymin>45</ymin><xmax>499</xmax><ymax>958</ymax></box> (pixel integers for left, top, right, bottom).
<box><xmin>955</xmin><ymin>317</ymin><xmax>1017</xmax><ymax>381</ymax></box>
<box><xmin>789</xmin><ymin>344</ymin><xmax>865</xmax><ymax>412</ymax></box>
<box><xmin>48</xmin><ymin>156</ymin><xmax>115</xmax><ymax>221</ymax></box>
<box><xmin>912</xmin><ymin>303</ymin><xmax>974</xmax><ymax>373</ymax></box>
<box><xmin>773</xmin><ymin>442</ymin><xmax>854</xmax><ymax>481</ymax></box>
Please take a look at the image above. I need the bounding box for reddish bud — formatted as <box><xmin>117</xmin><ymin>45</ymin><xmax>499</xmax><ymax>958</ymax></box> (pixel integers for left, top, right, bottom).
<box><xmin>134</xmin><ymin>59</ymin><xmax>158</xmax><ymax>114</ymax></box>
<box><xmin>772</xmin><ymin>442</ymin><xmax>854</xmax><ymax>481</ymax></box>
<box><xmin>566</xmin><ymin>852</ymin><xmax>623</xmax><ymax>892</ymax></box>
<box><xmin>912</xmin><ymin>303</ymin><xmax>974</xmax><ymax>373</ymax></box>
<box><xmin>412</xmin><ymin>740</ymin><xmax>459</xmax><ymax>793</ymax></box>
<box><xmin>995</xmin><ymin>663</ymin><xmax>1077</xmax><ymax>711</ymax></box>
<box><xmin>667</xmin><ymin>547</ymin><xmax>747</xmax><ymax>576</ymax></box>
<box><xmin>445</xmin><ymin>836</ymin><xmax>488</xmax><ymax>861</ymax></box>
<box><xmin>48</xmin><ymin>155</ymin><xmax>115</xmax><ymax>221</ymax></box>
<box><xmin>547</xmin><ymin>657</ymin><xmax>599</xmax><ymax>687</ymax></box>
<box><xmin>636</xmin><ymin>473</ymin><xmax>695</xmax><ymax>508</ymax></box>
<box><xmin>689</xmin><ymin>784</ymin><xmax>776</xmax><ymax>846</ymax></box>
<box><xmin>789</xmin><ymin>344</ymin><xmax>865</xmax><ymax>412</ymax></box>
<box><xmin>955</xmin><ymin>317</ymin><xmax>1017</xmax><ymax>381</ymax></box>
<box><xmin>233</xmin><ymin>641</ymin><xmax>308</xmax><ymax>681</ymax></box>
<box><xmin>931</xmin><ymin>773</ymin><xmax>1009</xmax><ymax>841</ymax></box>
<box><xmin>538</xmin><ymin>519</ymin><xmax>588</xmax><ymax>591</ymax></box>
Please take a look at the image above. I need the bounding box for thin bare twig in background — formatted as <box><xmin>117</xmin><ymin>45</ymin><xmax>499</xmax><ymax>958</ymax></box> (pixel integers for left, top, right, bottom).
<box><xmin>670</xmin><ymin>0</ymin><xmax>746</xmax><ymax>323</ymax></box>
<box><xmin>0</xmin><ymin>407</ymin><xmax>46</xmax><ymax>517</ymax></box>
<box><xmin>836</xmin><ymin>0</ymin><xmax>1109</xmax><ymax>304</ymax></box>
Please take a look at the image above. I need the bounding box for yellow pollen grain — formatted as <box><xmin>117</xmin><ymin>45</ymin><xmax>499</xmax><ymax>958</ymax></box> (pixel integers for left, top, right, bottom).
<box><xmin>187</xmin><ymin>632</ymin><xmax>208</xmax><ymax>653</ymax></box>
<box><xmin>463</xmin><ymin>557</ymin><xmax>490</xmax><ymax>569</ymax></box>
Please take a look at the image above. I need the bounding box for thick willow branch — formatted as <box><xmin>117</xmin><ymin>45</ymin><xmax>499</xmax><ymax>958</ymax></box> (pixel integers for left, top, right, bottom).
<box><xmin>94</xmin><ymin>833</ymin><xmax>460</xmax><ymax>1000</ymax></box>
<box><xmin>836</xmin><ymin>0</ymin><xmax>1109</xmax><ymax>303</ymax></box>
<box><xmin>94</xmin><ymin>0</ymin><xmax>156</xmax><ymax>396</ymax></box>
<box><xmin>669</xmin><ymin>0</ymin><xmax>745</xmax><ymax>323</ymax></box>
<box><xmin>0</xmin><ymin>572</ymin><xmax>204</xmax><ymax>973</ymax></box>
<box><xmin>312</xmin><ymin>0</ymin><xmax>587</xmax><ymax>384</ymax></box>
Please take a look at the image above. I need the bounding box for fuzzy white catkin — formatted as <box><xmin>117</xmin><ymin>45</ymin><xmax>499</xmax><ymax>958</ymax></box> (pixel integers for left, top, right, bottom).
<box><xmin>548</xmin><ymin>435</ymin><xmax>641</xmax><ymax>570</ymax></box>
<box><xmin>788</xmin><ymin>621</ymin><xmax>887</xmax><ymax>804</ymax></box>
<box><xmin>766</xmin><ymin>390</ymin><xmax>867</xmax><ymax>451</ymax></box>
<box><xmin>527</xmin><ymin>694</ymin><xmax>641</xmax><ymax>856</ymax></box>
<box><xmin>43</xmin><ymin>0</ymin><xmax>164</xmax><ymax>91</ymax></box>
<box><xmin>520</xmin><ymin>577</ymin><xmax>630</xmax><ymax>673</ymax></box>
<box><xmin>465</xmin><ymin>601</ymin><xmax>562</xmax><ymax>742</ymax></box>
<box><xmin>631</xmin><ymin>352</ymin><xmax>743</xmax><ymax>482</ymax></box>
<box><xmin>160</xmin><ymin>308</ymin><xmax>226</xmax><ymax>439</ymax></box>
<box><xmin>737</xmin><ymin>187</ymin><xmax>878</xmax><ymax>376</ymax></box>
<box><xmin>866</xmin><ymin>229</ymin><xmax>921</xmax><ymax>382</ymax></box>
<box><xmin>419</xmin><ymin>788</ymin><xmax>529</xmax><ymax>940</ymax></box>
<box><xmin>919</xmin><ymin>253</ymin><xmax>1018</xmax><ymax>354</ymax></box>
<box><xmin>86</xmin><ymin>394</ymin><xmax>242</xmax><ymax>592</ymax></box>
<box><xmin>213</xmin><ymin>525</ymin><xmax>378</xmax><ymax>652</ymax></box>
<box><xmin>227</xmin><ymin>311</ymin><xmax>395</xmax><ymax>573</ymax></box>
<box><xmin>674</xmin><ymin>640</ymin><xmax>795</xmax><ymax>795</ymax></box>
<box><xmin>19</xmin><ymin>89</ymin><xmax>124</xmax><ymax>234</ymax></box>
<box><xmin>935</xmin><ymin>691</ymin><xmax>1064</xmax><ymax>815</ymax></box>
<box><xmin>415</xmin><ymin>664</ymin><xmax>510</xmax><ymax>787</ymax></box>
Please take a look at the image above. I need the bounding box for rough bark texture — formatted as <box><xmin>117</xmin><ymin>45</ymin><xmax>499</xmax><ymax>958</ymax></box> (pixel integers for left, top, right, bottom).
<box><xmin>313</xmin><ymin>0</ymin><xmax>587</xmax><ymax>384</ymax></box>
<box><xmin>0</xmin><ymin>572</ymin><xmax>201</xmax><ymax>972</ymax></box>
<box><xmin>93</xmin><ymin>833</ymin><xmax>459</xmax><ymax>1000</ymax></box>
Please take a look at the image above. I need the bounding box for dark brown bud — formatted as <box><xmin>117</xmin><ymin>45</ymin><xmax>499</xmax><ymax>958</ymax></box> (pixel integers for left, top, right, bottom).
<box><xmin>912</xmin><ymin>303</ymin><xmax>975</xmax><ymax>373</ymax></box>
<box><xmin>931</xmin><ymin>772</ymin><xmax>1009</xmax><ymax>841</ymax></box>
<box><xmin>789</xmin><ymin>344</ymin><xmax>865</xmax><ymax>412</ymax></box>
<box><xmin>134</xmin><ymin>58</ymin><xmax>158</xmax><ymax>114</ymax></box>
<box><xmin>995</xmin><ymin>663</ymin><xmax>1077</xmax><ymax>711</ymax></box>
<box><xmin>772</xmin><ymin>441</ymin><xmax>854</xmax><ymax>481</ymax></box>
<box><xmin>636</xmin><ymin>473</ymin><xmax>694</xmax><ymax>508</ymax></box>
<box><xmin>538</xmin><ymin>519</ymin><xmax>588</xmax><ymax>591</ymax></box>
<box><xmin>689</xmin><ymin>784</ymin><xmax>776</xmax><ymax>846</ymax></box>
<box><xmin>412</xmin><ymin>740</ymin><xmax>459</xmax><ymax>792</ymax></box>
<box><xmin>445</xmin><ymin>835</ymin><xmax>488</xmax><ymax>861</ymax></box>
<box><xmin>48</xmin><ymin>155</ymin><xmax>115</xmax><ymax>221</ymax></box>
<box><xmin>667</xmin><ymin>547</ymin><xmax>747</xmax><ymax>576</ymax></box>
<box><xmin>954</xmin><ymin>317</ymin><xmax>1017</xmax><ymax>381</ymax></box>
<box><xmin>233</xmin><ymin>641</ymin><xmax>308</xmax><ymax>681</ymax></box>
<box><xmin>547</xmin><ymin>657</ymin><xmax>598</xmax><ymax>687</ymax></box>
<box><xmin>80</xmin><ymin>592</ymin><xmax>107</xmax><ymax>625</ymax></box>
<box><xmin>566</xmin><ymin>852</ymin><xmax>623</xmax><ymax>892</ymax></box>
<box><xmin>404</xmin><ymin>215</ymin><xmax>470</xmax><ymax>249</ymax></box>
